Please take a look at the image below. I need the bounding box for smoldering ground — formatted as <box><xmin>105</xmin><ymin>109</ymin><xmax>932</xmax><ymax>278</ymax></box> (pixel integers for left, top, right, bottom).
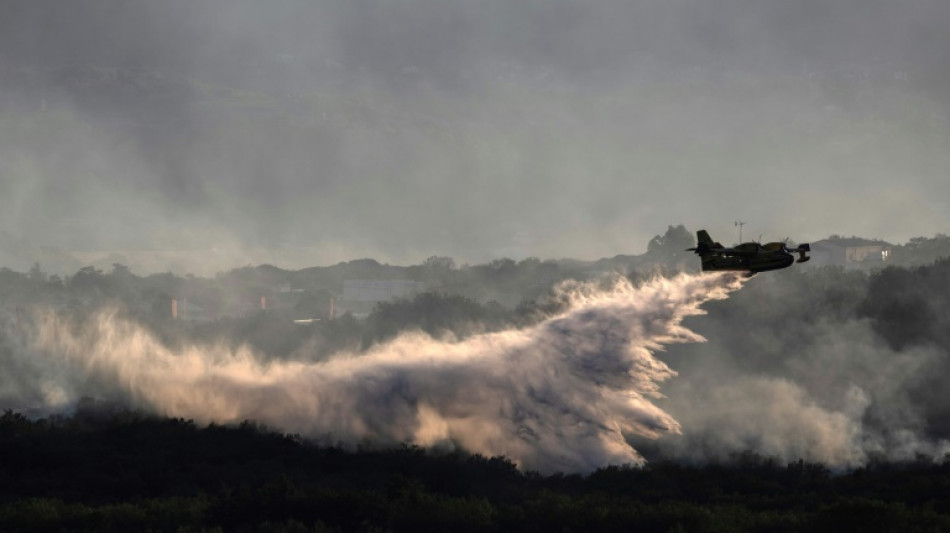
<box><xmin>2</xmin><ymin>272</ymin><xmax>743</xmax><ymax>474</ymax></box>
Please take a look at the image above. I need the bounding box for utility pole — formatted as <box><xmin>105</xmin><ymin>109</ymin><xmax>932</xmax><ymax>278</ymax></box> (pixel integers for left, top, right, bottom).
<box><xmin>735</xmin><ymin>220</ymin><xmax>746</xmax><ymax>243</ymax></box>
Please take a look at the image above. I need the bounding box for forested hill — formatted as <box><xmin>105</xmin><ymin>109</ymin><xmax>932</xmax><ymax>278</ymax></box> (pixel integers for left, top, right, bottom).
<box><xmin>1</xmin><ymin>228</ymin><xmax>950</xmax><ymax>365</ymax></box>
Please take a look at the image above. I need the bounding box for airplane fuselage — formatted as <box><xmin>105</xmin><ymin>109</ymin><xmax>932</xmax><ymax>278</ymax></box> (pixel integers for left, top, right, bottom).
<box><xmin>689</xmin><ymin>230</ymin><xmax>810</xmax><ymax>275</ymax></box>
<box><xmin>700</xmin><ymin>250</ymin><xmax>795</xmax><ymax>273</ymax></box>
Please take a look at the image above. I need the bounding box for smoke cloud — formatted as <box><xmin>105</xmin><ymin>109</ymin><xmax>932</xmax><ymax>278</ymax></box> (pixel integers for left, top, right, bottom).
<box><xmin>652</xmin><ymin>271</ymin><xmax>950</xmax><ymax>467</ymax></box>
<box><xmin>3</xmin><ymin>2</ymin><xmax>950</xmax><ymax>273</ymax></box>
<box><xmin>6</xmin><ymin>272</ymin><xmax>742</xmax><ymax>473</ymax></box>
<box><xmin>6</xmin><ymin>268</ymin><xmax>950</xmax><ymax>472</ymax></box>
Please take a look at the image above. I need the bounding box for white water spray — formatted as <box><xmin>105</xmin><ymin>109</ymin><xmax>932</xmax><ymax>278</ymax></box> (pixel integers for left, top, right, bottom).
<box><xmin>22</xmin><ymin>272</ymin><xmax>743</xmax><ymax>473</ymax></box>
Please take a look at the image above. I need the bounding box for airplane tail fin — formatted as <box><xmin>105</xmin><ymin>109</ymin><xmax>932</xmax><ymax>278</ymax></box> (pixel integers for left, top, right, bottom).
<box><xmin>688</xmin><ymin>230</ymin><xmax>719</xmax><ymax>255</ymax></box>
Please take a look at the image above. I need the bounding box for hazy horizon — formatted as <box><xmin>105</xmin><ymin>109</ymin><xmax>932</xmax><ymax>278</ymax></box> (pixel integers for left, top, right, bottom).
<box><xmin>2</xmin><ymin>0</ymin><xmax>949</xmax><ymax>275</ymax></box>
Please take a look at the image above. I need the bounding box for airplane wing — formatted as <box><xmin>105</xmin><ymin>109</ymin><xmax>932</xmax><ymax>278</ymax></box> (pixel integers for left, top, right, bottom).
<box><xmin>687</xmin><ymin>242</ymin><xmax>732</xmax><ymax>255</ymax></box>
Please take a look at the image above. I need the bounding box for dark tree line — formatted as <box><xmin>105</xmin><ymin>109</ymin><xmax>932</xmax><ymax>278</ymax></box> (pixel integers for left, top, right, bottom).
<box><xmin>2</xmin><ymin>405</ymin><xmax>950</xmax><ymax>532</ymax></box>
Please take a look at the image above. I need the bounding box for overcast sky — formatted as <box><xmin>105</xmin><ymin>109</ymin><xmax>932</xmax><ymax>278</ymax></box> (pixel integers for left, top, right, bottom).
<box><xmin>2</xmin><ymin>0</ymin><xmax>949</xmax><ymax>274</ymax></box>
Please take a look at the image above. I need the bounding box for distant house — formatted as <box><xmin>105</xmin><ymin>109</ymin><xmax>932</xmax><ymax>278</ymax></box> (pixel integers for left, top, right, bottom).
<box><xmin>336</xmin><ymin>279</ymin><xmax>427</xmax><ymax>318</ymax></box>
<box><xmin>176</xmin><ymin>299</ymin><xmax>215</xmax><ymax>323</ymax></box>
<box><xmin>809</xmin><ymin>238</ymin><xmax>892</xmax><ymax>268</ymax></box>
<box><xmin>342</xmin><ymin>280</ymin><xmax>427</xmax><ymax>303</ymax></box>
<box><xmin>278</xmin><ymin>283</ymin><xmax>304</xmax><ymax>294</ymax></box>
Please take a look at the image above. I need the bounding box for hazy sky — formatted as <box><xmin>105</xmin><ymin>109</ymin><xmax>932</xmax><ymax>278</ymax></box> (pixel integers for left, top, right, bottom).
<box><xmin>2</xmin><ymin>0</ymin><xmax>949</xmax><ymax>273</ymax></box>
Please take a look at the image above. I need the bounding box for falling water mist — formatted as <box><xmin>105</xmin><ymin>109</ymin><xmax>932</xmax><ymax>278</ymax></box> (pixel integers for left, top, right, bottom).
<box><xmin>13</xmin><ymin>272</ymin><xmax>743</xmax><ymax>473</ymax></box>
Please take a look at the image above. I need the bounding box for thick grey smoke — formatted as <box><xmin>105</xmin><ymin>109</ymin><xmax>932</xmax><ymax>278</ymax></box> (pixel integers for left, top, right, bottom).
<box><xmin>2</xmin><ymin>2</ymin><xmax>949</xmax><ymax>273</ymax></box>
<box><xmin>6</xmin><ymin>272</ymin><xmax>742</xmax><ymax>473</ymax></box>
<box><xmin>651</xmin><ymin>272</ymin><xmax>950</xmax><ymax>467</ymax></box>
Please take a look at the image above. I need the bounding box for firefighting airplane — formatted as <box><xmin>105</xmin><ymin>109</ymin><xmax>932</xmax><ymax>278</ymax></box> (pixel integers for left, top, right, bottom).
<box><xmin>687</xmin><ymin>230</ymin><xmax>810</xmax><ymax>275</ymax></box>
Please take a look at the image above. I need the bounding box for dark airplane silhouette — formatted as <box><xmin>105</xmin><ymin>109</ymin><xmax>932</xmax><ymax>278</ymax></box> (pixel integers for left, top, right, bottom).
<box><xmin>688</xmin><ymin>230</ymin><xmax>810</xmax><ymax>275</ymax></box>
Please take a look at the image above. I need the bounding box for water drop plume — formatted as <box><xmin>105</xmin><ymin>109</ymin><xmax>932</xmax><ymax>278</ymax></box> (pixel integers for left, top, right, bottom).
<box><xmin>27</xmin><ymin>272</ymin><xmax>744</xmax><ymax>472</ymax></box>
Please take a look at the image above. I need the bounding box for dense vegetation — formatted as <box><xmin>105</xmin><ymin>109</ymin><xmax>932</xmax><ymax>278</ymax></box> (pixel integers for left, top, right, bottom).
<box><xmin>0</xmin><ymin>225</ymin><xmax>694</xmax><ymax>361</ymax></box>
<box><xmin>1</xmin><ymin>228</ymin><xmax>949</xmax><ymax>362</ymax></box>
<box><xmin>2</xmin><ymin>406</ymin><xmax>950</xmax><ymax>533</ymax></box>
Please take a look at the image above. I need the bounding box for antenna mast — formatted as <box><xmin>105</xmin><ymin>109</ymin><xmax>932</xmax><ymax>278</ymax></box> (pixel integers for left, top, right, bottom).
<box><xmin>734</xmin><ymin>220</ymin><xmax>746</xmax><ymax>243</ymax></box>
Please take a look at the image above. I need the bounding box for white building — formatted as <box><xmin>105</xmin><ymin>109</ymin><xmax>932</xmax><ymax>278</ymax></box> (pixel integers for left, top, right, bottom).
<box><xmin>808</xmin><ymin>239</ymin><xmax>891</xmax><ymax>268</ymax></box>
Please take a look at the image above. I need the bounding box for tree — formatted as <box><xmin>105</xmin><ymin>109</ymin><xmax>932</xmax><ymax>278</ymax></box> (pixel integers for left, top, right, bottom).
<box><xmin>28</xmin><ymin>262</ymin><xmax>46</xmax><ymax>283</ymax></box>
<box><xmin>646</xmin><ymin>225</ymin><xmax>694</xmax><ymax>268</ymax></box>
<box><xmin>423</xmin><ymin>256</ymin><xmax>456</xmax><ymax>271</ymax></box>
<box><xmin>647</xmin><ymin>225</ymin><xmax>693</xmax><ymax>254</ymax></box>
<box><xmin>69</xmin><ymin>266</ymin><xmax>106</xmax><ymax>292</ymax></box>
